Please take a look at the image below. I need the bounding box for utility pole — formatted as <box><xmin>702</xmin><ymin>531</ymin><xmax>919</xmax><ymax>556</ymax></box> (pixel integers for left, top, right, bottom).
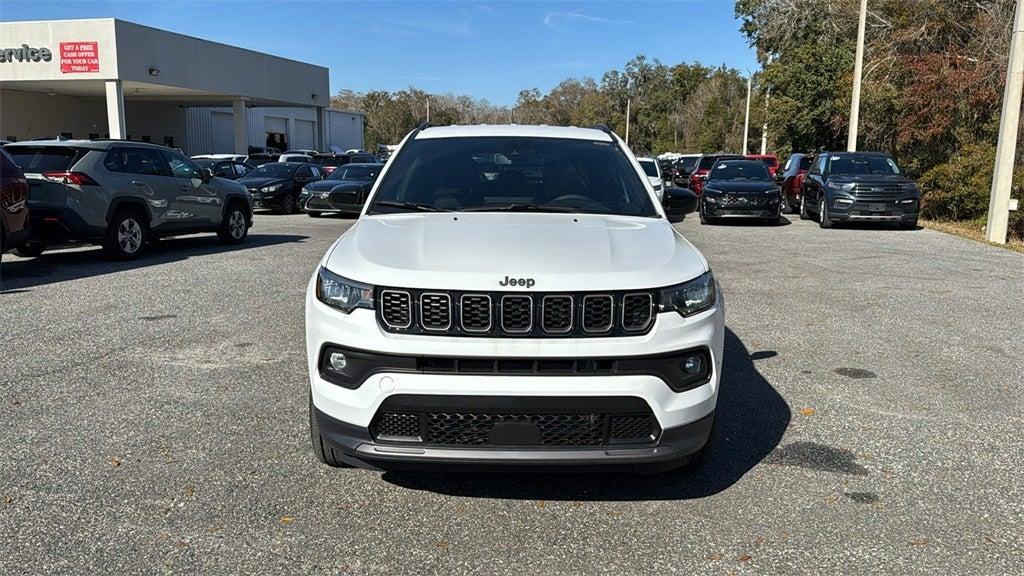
<box><xmin>743</xmin><ymin>74</ymin><xmax>752</xmax><ymax>155</ymax></box>
<box><xmin>987</xmin><ymin>0</ymin><xmax>1024</xmax><ymax>244</ymax></box>
<box><xmin>426</xmin><ymin>97</ymin><xmax>430</xmax><ymax>123</ymax></box>
<box><xmin>847</xmin><ymin>0</ymin><xmax>867</xmax><ymax>152</ymax></box>
<box><xmin>625</xmin><ymin>98</ymin><xmax>631</xmax><ymax>147</ymax></box>
<box><xmin>761</xmin><ymin>56</ymin><xmax>772</xmax><ymax>155</ymax></box>
<box><xmin>761</xmin><ymin>85</ymin><xmax>770</xmax><ymax>155</ymax></box>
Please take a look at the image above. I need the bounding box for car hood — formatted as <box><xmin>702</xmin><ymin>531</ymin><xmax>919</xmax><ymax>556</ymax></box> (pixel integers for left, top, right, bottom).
<box><xmin>705</xmin><ymin>181</ymin><xmax>777</xmax><ymax>194</ymax></box>
<box><xmin>322</xmin><ymin>213</ymin><xmax>708</xmax><ymax>291</ymax></box>
<box><xmin>828</xmin><ymin>174</ymin><xmax>914</xmax><ymax>185</ymax></box>
<box><xmin>306</xmin><ymin>179</ymin><xmax>369</xmax><ymax>192</ymax></box>
<box><xmin>238</xmin><ymin>177</ymin><xmax>289</xmax><ymax>189</ymax></box>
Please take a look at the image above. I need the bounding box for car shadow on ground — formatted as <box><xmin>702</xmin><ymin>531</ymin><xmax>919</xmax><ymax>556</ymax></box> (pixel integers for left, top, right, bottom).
<box><xmin>380</xmin><ymin>328</ymin><xmax>791</xmax><ymax>501</ymax></box>
<box><xmin>0</xmin><ymin>233</ymin><xmax>308</xmax><ymax>292</ymax></box>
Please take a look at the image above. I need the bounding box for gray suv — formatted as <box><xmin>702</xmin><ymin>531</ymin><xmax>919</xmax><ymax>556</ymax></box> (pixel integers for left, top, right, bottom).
<box><xmin>5</xmin><ymin>140</ymin><xmax>253</xmax><ymax>260</ymax></box>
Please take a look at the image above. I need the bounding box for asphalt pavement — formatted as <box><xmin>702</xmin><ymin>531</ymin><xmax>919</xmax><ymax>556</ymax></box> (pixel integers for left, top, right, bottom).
<box><xmin>1</xmin><ymin>212</ymin><xmax>1022</xmax><ymax>575</ymax></box>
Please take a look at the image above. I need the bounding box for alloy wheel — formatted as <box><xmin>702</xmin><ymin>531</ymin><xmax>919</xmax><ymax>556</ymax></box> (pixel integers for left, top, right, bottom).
<box><xmin>118</xmin><ymin>218</ymin><xmax>142</xmax><ymax>254</ymax></box>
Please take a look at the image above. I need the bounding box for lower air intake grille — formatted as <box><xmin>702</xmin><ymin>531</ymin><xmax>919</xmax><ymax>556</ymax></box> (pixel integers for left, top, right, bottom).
<box><xmin>371</xmin><ymin>409</ymin><xmax>659</xmax><ymax>447</ymax></box>
<box><xmin>372</xmin><ymin>412</ymin><xmax>421</xmax><ymax>440</ymax></box>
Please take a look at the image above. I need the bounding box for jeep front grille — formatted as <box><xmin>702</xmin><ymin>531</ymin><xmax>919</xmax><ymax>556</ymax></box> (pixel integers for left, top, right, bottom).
<box><xmin>376</xmin><ymin>288</ymin><xmax>658</xmax><ymax>338</ymax></box>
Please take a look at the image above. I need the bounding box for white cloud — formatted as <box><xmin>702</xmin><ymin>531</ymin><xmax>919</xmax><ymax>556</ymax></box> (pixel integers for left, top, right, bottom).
<box><xmin>543</xmin><ymin>11</ymin><xmax>635</xmax><ymax>31</ymax></box>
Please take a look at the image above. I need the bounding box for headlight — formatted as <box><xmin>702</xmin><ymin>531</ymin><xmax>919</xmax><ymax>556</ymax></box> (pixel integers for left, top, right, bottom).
<box><xmin>659</xmin><ymin>271</ymin><xmax>717</xmax><ymax>317</ymax></box>
<box><xmin>316</xmin><ymin>267</ymin><xmax>374</xmax><ymax>313</ymax></box>
<box><xmin>827</xmin><ymin>181</ymin><xmax>856</xmax><ymax>191</ymax></box>
<box><xmin>261</xmin><ymin>184</ymin><xmax>282</xmax><ymax>193</ymax></box>
<box><xmin>300</xmin><ymin>188</ymin><xmax>311</xmax><ymax>196</ymax></box>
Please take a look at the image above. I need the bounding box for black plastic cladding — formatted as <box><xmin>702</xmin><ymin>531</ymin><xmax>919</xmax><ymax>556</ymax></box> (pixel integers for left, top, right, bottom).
<box><xmin>377</xmin><ymin>287</ymin><xmax>655</xmax><ymax>338</ymax></box>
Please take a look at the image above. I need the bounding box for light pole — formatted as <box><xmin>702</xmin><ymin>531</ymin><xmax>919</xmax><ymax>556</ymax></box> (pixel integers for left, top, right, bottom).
<box><xmin>742</xmin><ymin>73</ymin><xmax>752</xmax><ymax>155</ymax></box>
<box><xmin>625</xmin><ymin>98</ymin><xmax>631</xmax><ymax>147</ymax></box>
<box><xmin>987</xmin><ymin>0</ymin><xmax>1024</xmax><ymax>244</ymax></box>
<box><xmin>761</xmin><ymin>56</ymin><xmax>772</xmax><ymax>155</ymax></box>
<box><xmin>847</xmin><ymin>0</ymin><xmax>867</xmax><ymax>152</ymax></box>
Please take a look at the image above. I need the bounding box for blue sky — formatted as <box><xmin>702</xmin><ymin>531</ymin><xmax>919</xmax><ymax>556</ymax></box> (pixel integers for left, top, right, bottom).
<box><xmin>1</xmin><ymin>0</ymin><xmax>757</xmax><ymax>105</ymax></box>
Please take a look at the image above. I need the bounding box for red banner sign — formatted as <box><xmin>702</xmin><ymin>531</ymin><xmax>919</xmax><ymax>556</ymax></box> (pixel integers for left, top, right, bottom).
<box><xmin>59</xmin><ymin>42</ymin><xmax>99</xmax><ymax>73</ymax></box>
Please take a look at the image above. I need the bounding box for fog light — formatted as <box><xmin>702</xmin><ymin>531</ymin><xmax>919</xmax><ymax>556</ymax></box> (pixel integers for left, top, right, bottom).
<box><xmin>329</xmin><ymin>352</ymin><xmax>348</xmax><ymax>371</ymax></box>
<box><xmin>683</xmin><ymin>355</ymin><xmax>703</xmax><ymax>375</ymax></box>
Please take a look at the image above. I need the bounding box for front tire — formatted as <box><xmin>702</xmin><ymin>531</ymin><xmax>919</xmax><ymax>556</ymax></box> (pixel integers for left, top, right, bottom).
<box><xmin>819</xmin><ymin>197</ymin><xmax>833</xmax><ymax>229</ymax></box>
<box><xmin>218</xmin><ymin>204</ymin><xmax>249</xmax><ymax>244</ymax></box>
<box><xmin>799</xmin><ymin>195</ymin><xmax>810</xmax><ymax>220</ymax></box>
<box><xmin>900</xmin><ymin>218</ymin><xmax>918</xmax><ymax>230</ymax></box>
<box><xmin>281</xmin><ymin>193</ymin><xmax>298</xmax><ymax>215</ymax></box>
<box><xmin>309</xmin><ymin>393</ymin><xmax>349</xmax><ymax>468</ymax></box>
<box><xmin>103</xmin><ymin>209</ymin><xmax>147</xmax><ymax>260</ymax></box>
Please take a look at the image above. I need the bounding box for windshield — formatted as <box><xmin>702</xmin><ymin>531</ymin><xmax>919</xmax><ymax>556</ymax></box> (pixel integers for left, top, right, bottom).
<box><xmin>709</xmin><ymin>161</ymin><xmax>771</xmax><ymax>181</ymax></box>
<box><xmin>799</xmin><ymin>156</ymin><xmax>812</xmax><ymax>170</ymax></box>
<box><xmin>7</xmin><ymin>146</ymin><xmax>78</xmax><ymax>173</ymax></box>
<box><xmin>698</xmin><ymin>155</ymin><xmax>740</xmax><ymax>171</ymax></box>
<box><xmin>638</xmin><ymin>159</ymin><xmax>659</xmax><ymax>177</ymax></box>
<box><xmin>367</xmin><ymin>136</ymin><xmax>658</xmax><ymax>217</ymax></box>
<box><xmin>246</xmin><ymin>163</ymin><xmax>297</xmax><ymax>179</ymax></box>
<box><xmin>830</xmin><ymin>155</ymin><xmax>901</xmax><ymax>176</ymax></box>
<box><xmin>327</xmin><ymin>165</ymin><xmax>380</xmax><ymax>181</ymax></box>
<box><xmin>676</xmin><ymin>156</ymin><xmax>698</xmax><ymax>173</ymax></box>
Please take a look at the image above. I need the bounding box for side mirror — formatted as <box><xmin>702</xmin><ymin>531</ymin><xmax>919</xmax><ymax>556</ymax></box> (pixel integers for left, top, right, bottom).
<box><xmin>201</xmin><ymin>168</ymin><xmax>214</xmax><ymax>182</ymax></box>
<box><xmin>663</xmin><ymin>187</ymin><xmax>698</xmax><ymax>222</ymax></box>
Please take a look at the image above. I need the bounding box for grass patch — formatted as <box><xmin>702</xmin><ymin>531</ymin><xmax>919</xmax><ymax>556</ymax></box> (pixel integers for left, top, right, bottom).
<box><xmin>921</xmin><ymin>218</ymin><xmax>1024</xmax><ymax>255</ymax></box>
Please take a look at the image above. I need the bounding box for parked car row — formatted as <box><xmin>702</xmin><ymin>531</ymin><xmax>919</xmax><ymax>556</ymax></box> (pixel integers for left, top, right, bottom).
<box><xmin>652</xmin><ymin>148</ymin><xmax>919</xmax><ymax>229</ymax></box>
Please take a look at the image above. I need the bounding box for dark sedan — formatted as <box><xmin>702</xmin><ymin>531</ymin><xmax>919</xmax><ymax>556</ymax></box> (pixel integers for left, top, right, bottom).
<box><xmin>699</xmin><ymin>159</ymin><xmax>782</xmax><ymax>225</ymax></box>
<box><xmin>238</xmin><ymin>162</ymin><xmax>324</xmax><ymax>214</ymax></box>
<box><xmin>300</xmin><ymin>163</ymin><xmax>382</xmax><ymax>216</ymax></box>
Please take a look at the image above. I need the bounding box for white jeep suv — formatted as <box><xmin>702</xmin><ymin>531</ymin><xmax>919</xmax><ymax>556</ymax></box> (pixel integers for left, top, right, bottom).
<box><xmin>306</xmin><ymin>124</ymin><xmax>724</xmax><ymax>473</ymax></box>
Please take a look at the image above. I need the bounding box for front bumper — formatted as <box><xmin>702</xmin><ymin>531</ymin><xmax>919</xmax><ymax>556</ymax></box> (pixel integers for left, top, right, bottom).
<box><xmin>306</xmin><ymin>275</ymin><xmax>725</xmax><ymax>469</ymax></box>
<box><xmin>702</xmin><ymin>196</ymin><xmax>780</xmax><ymax>219</ymax></box>
<box><xmin>300</xmin><ymin>193</ymin><xmax>362</xmax><ymax>214</ymax></box>
<box><xmin>826</xmin><ymin>197</ymin><xmax>919</xmax><ymax>222</ymax></box>
<box><xmin>314</xmin><ymin>403</ymin><xmax>715</xmax><ymax>472</ymax></box>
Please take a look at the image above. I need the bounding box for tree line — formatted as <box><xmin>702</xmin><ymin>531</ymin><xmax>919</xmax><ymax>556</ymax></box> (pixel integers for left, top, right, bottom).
<box><xmin>330</xmin><ymin>57</ymin><xmax>752</xmax><ymax>157</ymax></box>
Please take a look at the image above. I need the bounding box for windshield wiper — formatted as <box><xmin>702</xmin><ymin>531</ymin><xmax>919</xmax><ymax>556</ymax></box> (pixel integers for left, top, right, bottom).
<box><xmin>463</xmin><ymin>203</ymin><xmax>578</xmax><ymax>213</ymax></box>
<box><xmin>373</xmin><ymin>200</ymin><xmax>449</xmax><ymax>213</ymax></box>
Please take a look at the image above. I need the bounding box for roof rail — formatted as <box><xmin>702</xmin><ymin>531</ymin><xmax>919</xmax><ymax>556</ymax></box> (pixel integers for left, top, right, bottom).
<box><xmin>587</xmin><ymin>124</ymin><xmax>614</xmax><ymax>135</ymax></box>
<box><xmin>416</xmin><ymin>122</ymin><xmax>432</xmax><ymax>131</ymax></box>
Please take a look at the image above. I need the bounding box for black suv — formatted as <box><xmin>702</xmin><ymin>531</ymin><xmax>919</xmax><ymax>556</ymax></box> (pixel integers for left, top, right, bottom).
<box><xmin>800</xmin><ymin>152</ymin><xmax>920</xmax><ymax>229</ymax></box>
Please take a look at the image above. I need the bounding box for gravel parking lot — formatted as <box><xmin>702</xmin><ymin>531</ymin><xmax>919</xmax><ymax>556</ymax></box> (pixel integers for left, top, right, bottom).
<box><xmin>1</xmin><ymin>214</ymin><xmax>1022</xmax><ymax>575</ymax></box>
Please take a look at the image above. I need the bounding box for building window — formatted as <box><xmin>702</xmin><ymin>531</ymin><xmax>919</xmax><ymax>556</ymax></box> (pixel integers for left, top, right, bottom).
<box><xmin>89</xmin><ymin>133</ymin><xmax>99</xmax><ymax>140</ymax></box>
<box><xmin>60</xmin><ymin>132</ymin><xmax>72</xmax><ymax>139</ymax></box>
<box><xmin>163</xmin><ymin>136</ymin><xmax>175</xmax><ymax>147</ymax></box>
<box><xmin>141</xmin><ymin>135</ymin><xmax>151</xmax><ymax>143</ymax></box>
<box><xmin>5</xmin><ymin>136</ymin><xmax>16</xmax><ymax>142</ymax></box>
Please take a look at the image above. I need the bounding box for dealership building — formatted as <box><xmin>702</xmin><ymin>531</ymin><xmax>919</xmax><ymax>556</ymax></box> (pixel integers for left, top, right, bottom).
<box><xmin>0</xmin><ymin>18</ymin><xmax>364</xmax><ymax>154</ymax></box>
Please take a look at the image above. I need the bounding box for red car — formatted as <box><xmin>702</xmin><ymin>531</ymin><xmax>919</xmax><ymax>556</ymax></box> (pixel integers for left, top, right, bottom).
<box><xmin>778</xmin><ymin>153</ymin><xmax>813</xmax><ymax>213</ymax></box>
<box><xmin>688</xmin><ymin>154</ymin><xmax>744</xmax><ymax>196</ymax></box>
<box><xmin>745</xmin><ymin>154</ymin><xmax>780</xmax><ymax>177</ymax></box>
<box><xmin>0</xmin><ymin>147</ymin><xmax>31</xmax><ymax>254</ymax></box>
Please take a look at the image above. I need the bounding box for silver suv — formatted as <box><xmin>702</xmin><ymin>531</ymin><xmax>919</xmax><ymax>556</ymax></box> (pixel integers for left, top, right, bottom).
<box><xmin>5</xmin><ymin>140</ymin><xmax>253</xmax><ymax>260</ymax></box>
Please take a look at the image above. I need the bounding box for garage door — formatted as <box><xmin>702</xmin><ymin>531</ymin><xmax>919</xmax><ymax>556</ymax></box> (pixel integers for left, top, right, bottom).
<box><xmin>294</xmin><ymin>120</ymin><xmax>315</xmax><ymax>150</ymax></box>
<box><xmin>211</xmin><ymin>112</ymin><xmax>234</xmax><ymax>153</ymax></box>
<box><xmin>265</xmin><ymin>116</ymin><xmax>288</xmax><ymax>135</ymax></box>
